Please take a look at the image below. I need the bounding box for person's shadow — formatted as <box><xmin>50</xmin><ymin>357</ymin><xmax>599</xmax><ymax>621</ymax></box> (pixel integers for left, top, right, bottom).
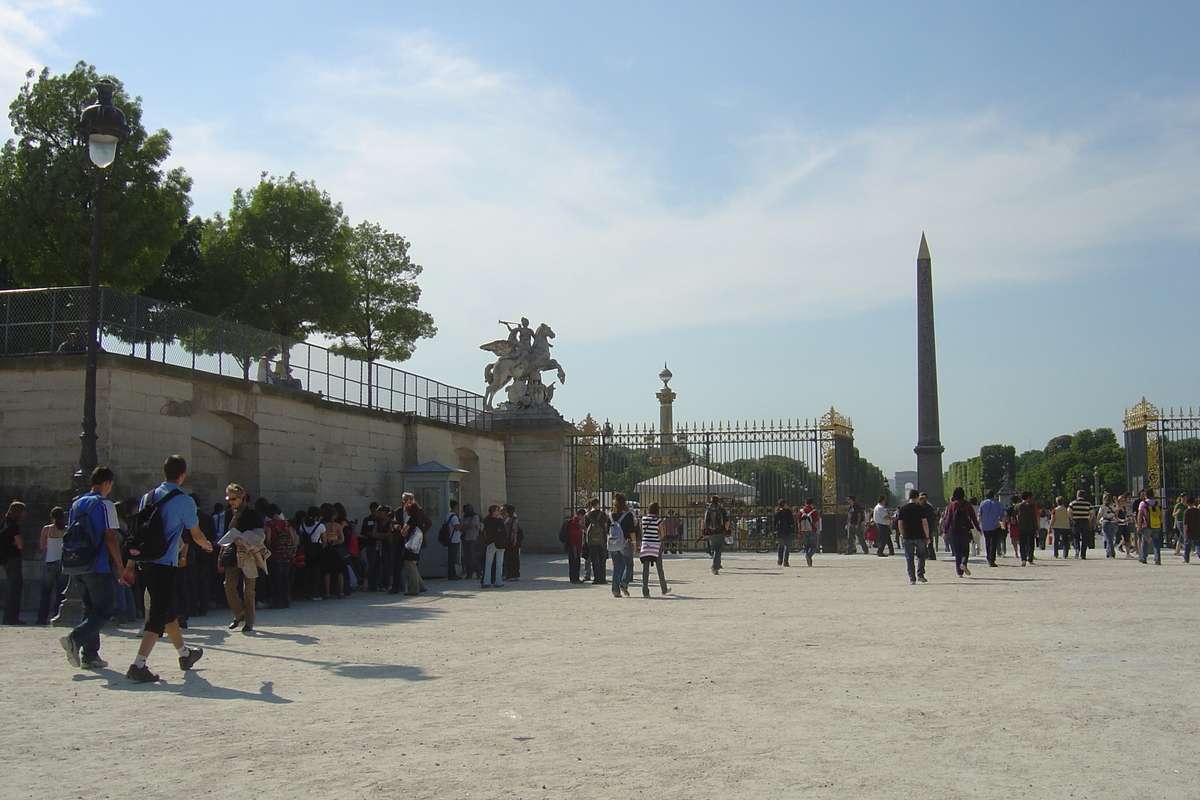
<box><xmin>87</xmin><ymin>669</ymin><xmax>292</xmax><ymax>703</ymax></box>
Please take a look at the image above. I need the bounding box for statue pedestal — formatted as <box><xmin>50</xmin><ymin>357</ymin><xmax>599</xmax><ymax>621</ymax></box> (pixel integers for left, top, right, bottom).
<box><xmin>488</xmin><ymin>407</ymin><xmax>573</xmax><ymax>554</ymax></box>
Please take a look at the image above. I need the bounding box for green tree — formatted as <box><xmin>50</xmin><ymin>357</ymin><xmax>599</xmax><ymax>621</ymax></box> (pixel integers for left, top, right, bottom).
<box><xmin>201</xmin><ymin>173</ymin><xmax>353</xmax><ymax>342</ymax></box>
<box><xmin>327</xmin><ymin>221</ymin><xmax>436</xmax><ymax>406</ymax></box>
<box><xmin>0</xmin><ymin>63</ymin><xmax>192</xmax><ymax>290</ymax></box>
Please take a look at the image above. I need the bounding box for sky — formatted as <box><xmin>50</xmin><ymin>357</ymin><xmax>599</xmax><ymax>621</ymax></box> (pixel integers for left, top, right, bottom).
<box><xmin>1</xmin><ymin>0</ymin><xmax>1198</xmax><ymax>481</ymax></box>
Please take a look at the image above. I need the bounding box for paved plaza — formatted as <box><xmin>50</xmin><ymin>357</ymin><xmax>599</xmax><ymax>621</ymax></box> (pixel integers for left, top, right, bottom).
<box><xmin>2</xmin><ymin>548</ymin><xmax>1196</xmax><ymax>799</ymax></box>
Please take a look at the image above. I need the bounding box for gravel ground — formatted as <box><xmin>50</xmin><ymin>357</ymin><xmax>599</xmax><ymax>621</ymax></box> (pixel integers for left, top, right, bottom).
<box><xmin>2</xmin><ymin>547</ymin><xmax>1196</xmax><ymax>799</ymax></box>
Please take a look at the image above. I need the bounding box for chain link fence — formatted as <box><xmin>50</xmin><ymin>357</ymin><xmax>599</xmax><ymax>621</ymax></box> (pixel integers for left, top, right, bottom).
<box><xmin>0</xmin><ymin>287</ymin><xmax>486</xmax><ymax>429</ymax></box>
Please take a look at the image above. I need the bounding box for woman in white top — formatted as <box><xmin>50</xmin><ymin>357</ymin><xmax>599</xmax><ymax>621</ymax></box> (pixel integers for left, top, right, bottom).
<box><xmin>37</xmin><ymin>507</ymin><xmax>68</xmax><ymax>625</ymax></box>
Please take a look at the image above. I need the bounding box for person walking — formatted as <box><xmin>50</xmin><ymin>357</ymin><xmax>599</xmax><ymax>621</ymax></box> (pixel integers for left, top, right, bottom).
<box><xmin>1137</xmin><ymin>488</ymin><xmax>1164</xmax><ymax>565</ymax></box>
<box><xmin>845</xmin><ymin>495</ymin><xmax>867</xmax><ymax>554</ymax></box>
<box><xmin>896</xmin><ymin>489</ymin><xmax>931</xmax><ymax>584</ymax></box>
<box><xmin>218</xmin><ymin>484</ymin><xmax>267</xmax><ymax>632</ymax></box>
<box><xmin>872</xmin><ymin>495</ymin><xmax>894</xmax><ymax>557</ymax></box>
<box><xmin>1049</xmin><ymin>497</ymin><xmax>1072</xmax><ymax>559</ymax></box>
<box><xmin>58</xmin><ymin>468</ymin><xmax>123</xmax><ymax>667</ymax></box>
<box><xmin>37</xmin><ymin>507</ymin><xmax>68</xmax><ymax>625</ymax></box>
<box><xmin>978</xmin><ymin>490</ymin><xmax>1006</xmax><ymax>567</ymax></box>
<box><xmin>638</xmin><ymin>502</ymin><xmax>669</xmax><ymax>597</ymax></box>
<box><xmin>120</xmin><ymin>455</ymin><xmax>214</xmax><ymax>682</ymax></box>
<box><xmin>1116</xmin><ymin>492</ymin><xmax>1134</xmax><ymax>557</ymax></box>
<box><xmin>607</xmin><ymin>493</ymin><xmax>638</xmax><ymax>596</ymax></box>
<box><xmin>1015</xmin><ymin>491</ymin><xmax>1039</xmax><ymax>565</ymax></box>
<box><xmin>796</xmin><ymin>499</ymin><xmax>820</xmax><ymax>567</ymax></box>
<box><xmin>1068</xmin><ymin>490</ymin><xmax>1095</xmax><ymax>559</ymax></box>
<box><xmin>773</xmin><ymin>499</ymin><xmax>795</xmax><ymax>566</ymax></box>
<box><xmin>702</xmin><ymin>495</ymin><xmax>729</xmax><ymax>574</ymax></box>
<box><xmin>501</xmin><ymin>504</ymin><xmax>523</xmax><ymax>582</ymax></box>
<box><xmin>1173</xmin><ymin>494</ymin><xmax>1189</xmax><ymax>556</ymax></box>
<box><xmin>942</xmin><ymin>487</ymin><xmax>981</xmax><ymax>577</ymax></box>
<box><xmin>1182</xmin><ymin>495</ymin><xmax>1200</xmax><ymax>563</ymax></box>
<box><xmin>1</xmin><ymin>501</ymin><xmax>26</xmax><ymax>624</ymax></box>
<box><xmin>400</xmin><ymin>499</ymin><xmax>431</xmax><ymax>595</ymax></box>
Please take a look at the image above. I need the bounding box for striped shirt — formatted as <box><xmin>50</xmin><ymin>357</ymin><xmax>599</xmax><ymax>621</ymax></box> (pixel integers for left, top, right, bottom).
<box><xmin>1068</xmin><ymin>499</ymin><xmax>1092</xmax><ymax>522</ymax></box>
<box><xmin>639</xmin><ymin>514</ymin><xmax>661</xmax><ymax>558</ymax></box>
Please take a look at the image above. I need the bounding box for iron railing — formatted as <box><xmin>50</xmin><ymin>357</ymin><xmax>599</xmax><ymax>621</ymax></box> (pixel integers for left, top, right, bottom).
<box><xmin>0</xmin><ymin>286</ymin><xmax>487</xmax><ymax>429</ymax></box>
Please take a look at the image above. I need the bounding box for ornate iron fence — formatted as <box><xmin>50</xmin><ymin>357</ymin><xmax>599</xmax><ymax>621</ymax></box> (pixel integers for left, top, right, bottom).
<box><xmin>567</xmin><ymin>410</ymin><xmax>854</xmax><ymax>553</ymax></box>
<box><xmin>1125</xmin><ymin>398</ymin><xmax>1200</xmax><ymax>503</ymax></box>
<box><xmin>0</xmin><ymin>286</ymin><xmax>487</xmax><ymax>429</ymax></box>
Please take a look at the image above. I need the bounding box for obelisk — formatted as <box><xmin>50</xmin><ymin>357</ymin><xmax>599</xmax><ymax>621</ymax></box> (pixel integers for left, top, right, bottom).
<box><xmin>914</xmin><ymin>232</ymin><xmax>945</xmax><ymax>506</ymax></box>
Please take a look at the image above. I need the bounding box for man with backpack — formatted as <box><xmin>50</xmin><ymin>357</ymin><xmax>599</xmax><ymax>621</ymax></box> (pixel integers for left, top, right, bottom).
<box><xmin>703</xmin><ymin>495</ymin><xmax>729</xmax><ymax>575</ymax></box>
<box><xmin>59</xmin><ymin>467</ymin><xmax>123</xmax><ymax>670</ymax></box>
<box><xmin>583</xmin><ymin>498</ymin><xmax>609</xmax><ymax>585</ymax></box>
<box><xmin>796</xmin><ymin>499</ymin><xmax>821</xmax><ymax>567</ymax></box>
<box><xmin>1137</xmin><ymin>488</ymin><xmax>1164</xmax><ymax>565</ymax></box>
<box><xmin>119</xmin><ymin>455</ymin><xmax>213</xmax><ymax>683</ymax></box>
<box><xmin>265</xmin><ymin>503</ymin><xmax>296</xmax><ymax>608</ymax></box>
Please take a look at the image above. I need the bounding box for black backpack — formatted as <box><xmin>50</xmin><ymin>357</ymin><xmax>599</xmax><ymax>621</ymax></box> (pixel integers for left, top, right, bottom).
<box><xmin>950</xmin><ymin>503</ymin><xmax>971</xmax><ymax>534</ymax></box>
<box><xmin>61</xmin><ymin>497</ymin><xmax>102</xmax><ymax>575</ymax></box>
<box><xmin>123</xmin><ymin>489</ymin><xmax>184</xmax><ymax>562</ymax></box>
<box><xmin>436</xmin><ymin>514</ymin><xmax>455</xmax><ymax>547</ymax></box>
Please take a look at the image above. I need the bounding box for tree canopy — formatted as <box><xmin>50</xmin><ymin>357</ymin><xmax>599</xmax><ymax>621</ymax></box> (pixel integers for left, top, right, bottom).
<box><xmin>0</xmin><ymin>62</ymin><xmax>192</xmax><ymax>290</ymax></box>
<box><xmin>200</xmin><ymin>173</ymin><xmax>353</xmax><ymax>341</ymax></box>
<box><xmin>327</xmin><ymin>221</ymin><xmax>436</xmax><ymax>364</ymax></box>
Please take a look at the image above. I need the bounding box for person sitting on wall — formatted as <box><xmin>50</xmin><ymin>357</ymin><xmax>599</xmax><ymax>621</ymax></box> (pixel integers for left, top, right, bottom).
<box><xmin>57</xmin><ymin>331</ymin><xmax>86</xmax><ymax>354</ymax></box>
<box><xmin>256</xmin><ymin>348</ymin><xmax>280</xmax><ymax>386</ymax></box>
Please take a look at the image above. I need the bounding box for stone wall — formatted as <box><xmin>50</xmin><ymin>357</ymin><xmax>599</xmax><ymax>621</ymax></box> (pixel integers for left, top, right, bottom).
<box><xmin>0</xmin><ymin>354</ymin><xmax>511</xmax><ymax>612</ymax></box>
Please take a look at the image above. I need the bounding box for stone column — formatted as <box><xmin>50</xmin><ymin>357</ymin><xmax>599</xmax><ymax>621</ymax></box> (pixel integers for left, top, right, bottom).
<box><xmin>489</xmin><ymin>408</ymin><xmax>573</xmax><ymax>553</ymax></box>
<box><xmin>914</xmin><ymin>233</ymin><xmax>946</xmax><ymax>506</ymax></box>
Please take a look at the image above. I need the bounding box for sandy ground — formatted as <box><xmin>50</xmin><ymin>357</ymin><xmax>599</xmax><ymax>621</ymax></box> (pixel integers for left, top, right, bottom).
<box><xmin>2</xmin><ymin>546</ymin><xmax>1198</xmax><ymax>800</ymax></box>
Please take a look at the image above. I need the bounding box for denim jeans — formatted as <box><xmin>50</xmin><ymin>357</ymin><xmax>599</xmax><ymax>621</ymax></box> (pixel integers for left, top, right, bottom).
<box><xmin>902</xmin><ymin>538</ymin><xmax>927</xmax><ymax>582</ymax></box>
<box><xmin>270</xmin><ymin>561</ymin><xmax>293</xmax><ymax>607</ymax></box>
<box><xmin>1052</xmin><ymin>529</ymin><xmax>1072</xmax><ymax>558</ymax></box>
<box><xmin>949</xmin><ymin>529</ymin><xmax>972</xmax><ymax>574</ymax></box>
<box><xmin>446</xmin><ymin>542</ymin><xmax>461</xmax><ymax>579</ymax></box>
<box><xmin>69</xmin><ymin>572</ymin><xmax>115</xmax><ymax>660</ymax></box>
<box><xmin>1184</xmin><ymin>538</ymin><xmax>1199</xmax><ymax>562</ymax></box>
<box><xmin>588</xmin><ymin>546</ymin><xmax>607</xmax><ymax>583</ymax></box>
<box><xmin>113</xmin><ymin>574</ymin><xmax>136</xmax><ymax>621</ymax></box>
<box><xmin>38</xmin><ymin>560</ymin><xmax>66</xmax><ymax>624</ymax></box>
<box><xmin>1140</xmin><ymin>527</ymin><xmax>1162</xmax><ymax>564</ymax></box>
<box><xmin>846</xmin><ymin>523</ymin><xmax>868</xmax><ymax>554</ymax></box>
<box><xmin>609</xmin><ymin>549</ymin><xmax>628</xmax><ymax>595</ymax></box>
<box><xmin>1101</xmin><ymin>522</ymin><xmax>1118</xmax><ymax>557</ymax></box>
<box><xmin>707</xmin><ymin>534</ymin><xmax>725</xmax><ymax>572</ymax></box>
<box><xmin>801</xmin><ymin>532</ymin><xmax>818</xmax><ymax>562</ymax></box>
<box><xmin>776</xmin><ymin>536</ymin><xmax>793</xmax><ymax>565</ymax></box>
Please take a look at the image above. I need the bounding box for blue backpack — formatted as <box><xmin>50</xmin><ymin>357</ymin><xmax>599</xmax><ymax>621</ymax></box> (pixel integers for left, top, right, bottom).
<box><xmin>61</xmin><ymin>497</ymin><xmax>102</xmax><ymax>575</ymax></box>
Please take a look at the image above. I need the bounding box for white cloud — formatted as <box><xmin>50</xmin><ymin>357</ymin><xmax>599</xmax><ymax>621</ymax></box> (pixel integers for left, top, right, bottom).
<box><xmin>169</xmin><ymin>32</ymin><xmax>1200</xmax><ymax>362</ymax></box>
<box><xmin>0</xmin><ymin>1</ymin><xmax>91</xmax><ymax>94</ymax></box>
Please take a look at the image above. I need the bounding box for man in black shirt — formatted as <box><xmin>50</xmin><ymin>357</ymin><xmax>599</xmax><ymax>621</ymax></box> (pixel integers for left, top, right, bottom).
<box><xmin>845</xmin><ymin>495</ymin><xmax>867</xmax><ymax>554</ymax></box>
<box><xmin>919</xmin><ymin>492</ymin><xmax>939</xmax><ymax>561</ymax></box>
<box><xmin>896</xmin><ymin>489</ymin><xmax>932</xmax><ymax>584</ymax></box>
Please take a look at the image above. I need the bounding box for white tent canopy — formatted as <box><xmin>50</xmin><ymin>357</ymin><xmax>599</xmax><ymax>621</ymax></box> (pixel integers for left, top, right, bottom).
<box><xmin>634</xmin><ymin>464</ymin><xmax>755</xmax><ymax>500</ymax></box>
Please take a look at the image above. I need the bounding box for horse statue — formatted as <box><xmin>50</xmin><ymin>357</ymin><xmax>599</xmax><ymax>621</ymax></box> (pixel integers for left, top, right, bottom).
<box><xmin>480</xmin><ymin>319</ymin><xmax>566</xmax><ymax>409</ymax></box>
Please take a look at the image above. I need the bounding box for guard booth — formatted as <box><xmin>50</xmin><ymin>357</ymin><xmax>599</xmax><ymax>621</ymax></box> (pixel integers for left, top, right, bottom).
<box><xmin>401</xmin><ymin>461</ymin><xmax>466</xmax><ymax>578</ymax></box>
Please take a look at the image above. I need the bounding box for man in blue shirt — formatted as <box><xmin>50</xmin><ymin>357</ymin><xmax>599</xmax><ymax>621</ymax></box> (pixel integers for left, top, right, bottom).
<box><xmin>978</xmin><ymin>489</ymin><xmax>1007</xmax><ymax>568</ymax></box>
<box><xmin>119</xmin><ymin>455</ymin><xmax>213</xmax><ymax>683</ymax></box>
<box><xmin>60</xmin><ymin>467</ymin><xmax>122</xmax><ymax>670</ymax></box>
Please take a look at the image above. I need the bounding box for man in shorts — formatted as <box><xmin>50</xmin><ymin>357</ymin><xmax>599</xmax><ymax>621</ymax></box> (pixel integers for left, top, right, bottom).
<box><xmin>119</xmin><ymin>455</ymin><xmax>213</xmax><ymax>682</ymax></box>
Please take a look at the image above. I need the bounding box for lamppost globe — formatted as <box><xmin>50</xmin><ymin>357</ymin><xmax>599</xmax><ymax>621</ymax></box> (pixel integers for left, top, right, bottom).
<box><xmin>78</xmin><ymin>80</ymin><xmax>128</xmax><ymax>168</ymax></box>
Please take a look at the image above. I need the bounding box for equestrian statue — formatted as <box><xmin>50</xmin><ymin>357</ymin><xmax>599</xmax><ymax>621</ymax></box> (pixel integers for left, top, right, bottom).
<box><xmin>480</xmin><ymin>317</ymin><xmax>566</xmax><ymax>410</ymax></box>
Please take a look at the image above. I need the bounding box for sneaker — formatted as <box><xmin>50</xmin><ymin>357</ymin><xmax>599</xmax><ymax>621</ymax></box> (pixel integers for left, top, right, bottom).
<box><xmin>61</xmin><ymin>636</ymin><xmax>81</xmax><ymax>668</ymax></box>
<box><xmin>917</xmin><ymin>576</ymin><xmax>928</xmax><ymax>583</ymax></box>
<box><xmin>81</xmin><ymin>656</ymin><xmax>108</xmax><ymax>669</ymax></box>
<box><xmin>126</xmin><ymin>663</ymin><xmax>160</xmax><ymax>683</ymax></box>
<box><xmin>805</xmin><ymin>554</ymin><xmax>813</xmax><ymax>567</ymax></box>
<box><xmin>910</xmin><ymin>579</ymin><xmax>916</xmax><ymax>585</ymax></box>
<box><xmin>178</xmin><ymin>647</ymin><xmax>204</xmax><ymax>671</ymax></box>
<box><xmin>620</xmin><ymin>585</ymin><xmax>630</xmax><ymax>597</ymax></box>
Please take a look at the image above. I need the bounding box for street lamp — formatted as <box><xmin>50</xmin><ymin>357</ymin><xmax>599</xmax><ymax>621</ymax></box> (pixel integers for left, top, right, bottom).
<box><xmin>74</xmin><ymin>79</ymin><xmax>128</xmax><ymax>485</ymax></box>
<box><xmin>1093</xmin><ymin>466</ymin><xmax>1101</xmax><ymax>505</ymax></box>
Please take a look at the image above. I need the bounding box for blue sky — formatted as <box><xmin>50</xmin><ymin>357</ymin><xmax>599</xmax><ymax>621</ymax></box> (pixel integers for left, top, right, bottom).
<box><xmin>2</xmin><ymin>1</ymin><xmax>1198</xmax><ymax>481</ymax></box>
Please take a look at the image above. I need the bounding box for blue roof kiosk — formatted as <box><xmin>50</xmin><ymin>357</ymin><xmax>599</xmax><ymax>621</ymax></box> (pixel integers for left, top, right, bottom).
<box><xmin>401</xmin><ymin>461</ymin><xmax>467</xmax><ymax>579</ymax></box>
